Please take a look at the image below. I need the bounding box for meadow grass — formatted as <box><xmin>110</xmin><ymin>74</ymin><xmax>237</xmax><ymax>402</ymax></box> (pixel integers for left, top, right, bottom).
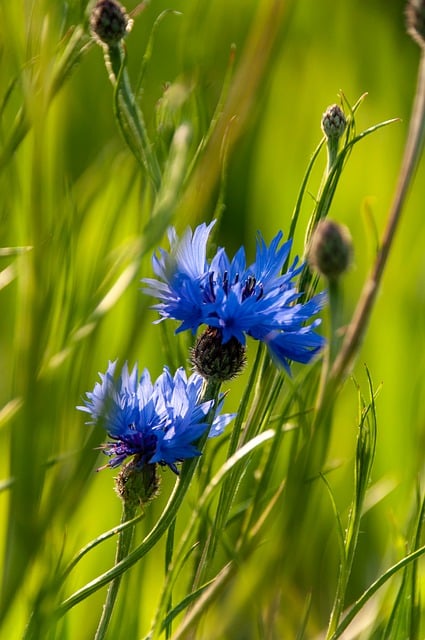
<box><xmin>1</xmin><ymin>1</ymin><xmax>425</xmax><ymax>638</ymax></box>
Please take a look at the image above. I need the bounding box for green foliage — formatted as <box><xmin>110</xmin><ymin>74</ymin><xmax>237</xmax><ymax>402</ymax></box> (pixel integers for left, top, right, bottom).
<box><xmin>1</xmin><ymin>1</ymin><xmax>425</xmax><ymax>639</ymax></box>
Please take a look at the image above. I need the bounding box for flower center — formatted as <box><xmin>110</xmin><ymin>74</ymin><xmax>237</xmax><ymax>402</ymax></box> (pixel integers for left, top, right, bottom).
<box><xmin>207</xmin><ymin>271</ymin><xmax>264</xmax><ymax>302</ymax></box>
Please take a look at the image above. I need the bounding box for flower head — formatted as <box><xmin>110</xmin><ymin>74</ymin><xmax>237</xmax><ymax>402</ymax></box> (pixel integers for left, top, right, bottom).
<box><xmin>191</xmin><ymin>327</ymin><xmax>247</xmax><ymax>382</ymax></box>
<box><xmin>77</xmin><ymin>361</ymin><xmax>234</xmax><ymax>473</ymax></box>
<box><xmin>143</xmin><ymin>221</ymin><xmax>325</xmax><ymax>373</ymax></box>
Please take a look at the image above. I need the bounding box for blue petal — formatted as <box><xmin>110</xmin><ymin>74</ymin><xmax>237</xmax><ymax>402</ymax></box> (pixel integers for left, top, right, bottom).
<box><xmin>142</xmin><ymin>221</ymin><xmax>326</xmax><ymax>373</ymax></box>
<box><xmin>77</xmin><ymin>362</ymin><xmax>233</xmax><ymax>472</ymax></box>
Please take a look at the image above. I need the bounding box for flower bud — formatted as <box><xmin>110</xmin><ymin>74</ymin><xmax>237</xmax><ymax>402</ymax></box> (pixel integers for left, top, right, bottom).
<box><xmin>321</xmin><ymin>104</ymin><xmax>346</xmax><ymax>140</ymax></box>
<box><xmin>308</xmin><ymin>219</ymin><xmax>353</xmax><ymax>281</ymax></box>
<box><xmin>90</xmin><ymin>0</ymin><xmax>133</xmax><ymax>47</ymax></box>
<box><xmin>406</xmin><ymin>0</ymin><xmax>425</xmax><ymax>47</ymax></box>
<box><xmin>115</xmin><ymin>457</ymin><xmax>159</xmax><ymax>508</ymax></box>
<box><xmin>191</xmin><ymin>327</ymin><xmax>246</xmax><ymax>382</ymax></box>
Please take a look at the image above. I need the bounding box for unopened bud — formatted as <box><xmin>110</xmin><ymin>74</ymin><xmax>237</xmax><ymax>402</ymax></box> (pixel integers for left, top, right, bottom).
<box><xmin>90</xmin><ymin>0</ymin><xmax>133</xmax><ymax>47</ymax></box>
<box><xmin>308</xmin><ymin>219</ymin><xmax>353</xmax><ymax>281</ymax></box>
<box><xmin>191</xmin><ymin>327</ymin><xmax>246</xmax><ymax>382</ymax></box>
<box><xmin>406</xmin><ymin>0</ymin><xmax>425</xmax><ymax>48</ymax></box>
<box><xmin>321</xmin><ymin>104</ymin><xmax>346</xmax><ymax>140</ymax></box>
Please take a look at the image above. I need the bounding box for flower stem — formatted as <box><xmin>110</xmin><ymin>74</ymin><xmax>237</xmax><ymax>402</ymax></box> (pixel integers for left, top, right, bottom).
<box><xmin>330</xmin><ymin>50</ymin><xmax>425</xmax><ymax>385</ymax></box>
<box><xmin>316</xmin><ymin>277</ymin><xmax>343</xmax><ymax>408</ymax></box>
<box><xmin>94</xmin><ymin>500</ymin><xmax>138</xmax><ymax>640</ymax></box>
<box><xmin>106</xmin><ymin>43</ymin><xmax>162</xmax><ymax>191</ymax></box>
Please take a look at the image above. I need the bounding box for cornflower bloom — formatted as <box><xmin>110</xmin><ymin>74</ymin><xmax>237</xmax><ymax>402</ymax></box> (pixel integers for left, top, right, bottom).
<box><xmin>143</xmin><ymin>221</ymin><xmax>325</xmax><ymax>373</ymax></box>
<box><xmin>77</xmin><ymin>361</ymin><xmax>233</xmax><ymax>474</ymax></box>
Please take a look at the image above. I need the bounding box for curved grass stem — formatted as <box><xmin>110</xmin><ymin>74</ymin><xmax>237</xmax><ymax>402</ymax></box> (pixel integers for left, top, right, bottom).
<box><xmin>106</xmin><ymin>43</ymin><xmax>162</xmax><ymax>191</ymax></box>
<box><xmin>94</xmin><ymin>501</ymin><xmax>139</xmax><ymax>640</ymax></box>
<box><xmin>330</xmin><ymin>51</ymin><xmax>425</xmax><ymax>386</ymax></box>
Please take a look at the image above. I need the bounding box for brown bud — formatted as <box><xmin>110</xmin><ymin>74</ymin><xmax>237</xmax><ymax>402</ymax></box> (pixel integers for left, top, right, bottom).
<box><xmin>321</xmin><ymin>104</ymin><xmax>346</xmax><ymax>140</ymax></box>
<box><xmin>90</xmin><ymin>0</ymin><xmax>133</xmax><ymax>47</ymax></box>
<box><xmin>191</xmin><ymin>327</ymin><xmax>246</xmax><ymax>382</ymax></box>
<box><xmin>308</xmin><ymin>219</ymin><xmax>353</xmax><ymax>281</ymax></box>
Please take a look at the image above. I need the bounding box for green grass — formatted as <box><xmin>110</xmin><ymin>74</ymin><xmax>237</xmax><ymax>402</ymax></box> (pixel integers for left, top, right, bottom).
<box><xmin>1</xmin><ymin>0</ymin><xmax>425</xmax><ymax>638</ymax></box>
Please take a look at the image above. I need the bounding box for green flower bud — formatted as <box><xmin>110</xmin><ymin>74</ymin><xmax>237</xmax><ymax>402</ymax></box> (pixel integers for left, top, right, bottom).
<box><xmin>90</xmin><ymin>0</ymin><xmax>133</xmax><ymax>47</ymax></box>
<box><xmin>321</xmin><ymin>104</ymin><xmax>346</xmax><ymax>140</ymax></box>
<box><xmin>308</xmin><ymin>219</ymin><xmax>353</xmax><ymax>281</ymax></box>
<box><xmin>115</xmin><ymin>458</ymin><xmax>159</xmax><ymax>509</ymax></box>
<box><xmin>406</xmin><ymin>0</ymin><xmax>425</xmax><ymax>48</ymax></box>
<box><xmin>191</xmin><ymin>327</ymin><xmax>246</xmax><ymax>382</ymax></box>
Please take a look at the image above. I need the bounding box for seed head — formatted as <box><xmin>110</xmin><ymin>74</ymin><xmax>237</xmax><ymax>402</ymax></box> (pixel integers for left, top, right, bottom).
<box><xmin>90</xmin><ymin>0</ymin><xmax>133</xmax><ymax>47</ymax></box>
<box><xmin>308</xmin><ymin>219</ymin><xmax>353</xmax><ymax>281</ymax></box>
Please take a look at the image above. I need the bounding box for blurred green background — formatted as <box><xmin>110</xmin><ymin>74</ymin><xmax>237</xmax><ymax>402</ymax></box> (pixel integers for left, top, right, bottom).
<box><xmin>1</xmin><ymin>0</ymin><xmax>425</xmax><ymax>637</ymax></box>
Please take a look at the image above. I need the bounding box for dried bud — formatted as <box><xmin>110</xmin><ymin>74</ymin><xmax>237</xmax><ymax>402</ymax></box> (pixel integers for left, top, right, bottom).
<box><xmin>308</xmin><ymin>219</ymin><xmax>353</xmax><ymax>281</ymax></box>
<box><xmin>115</xmin><ymin>457</ymin><xmax>159</xmax><ymax>508</ymax></box>
<box><xmin>90</xmin><ymin>0</ymin><xmax>133</xmax><ymax>47</ymax></box>
<box><xmin>321</xmin><ymin>104</ymin><xmax>346</xmax><ymax>140</ymax></box>
<box><xmin>191</xmin><ymin>327</ymin><xmax>246</xmax><ymax>382</ymax></box>
<box><xmin>406</xmin><ymin>0</ymin><xmax>425</xmax><ymax>47</ymax></box>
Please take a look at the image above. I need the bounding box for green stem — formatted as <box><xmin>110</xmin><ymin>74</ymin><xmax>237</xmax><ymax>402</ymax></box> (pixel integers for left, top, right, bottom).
<box><xmin>329</xmin><ymin>543</ymin><xmax>425</xmax><ymax>639</ymax></box>
<box><xmin>106</xmin><ymin>43</ymin><xmax>162</xmax><ymax>191</ymax></box>
<box><xmin>147</xmin><ymin>430</ymin><xmax>275</xmax><ymax>640</ymax></box>
<box><xmin>316</xmin><ymin>277</ymin><xmax>343</xmax><ymax>416</ymax></box>
<box><xmin>326</xmin><ymin>378</ymin><xmax>377</xmax><ymax>638</ymax></box>
<box><xmin>164</xmin><ymin>519</ymin><xmax>176</xmax><ymax>640</ymax></box>
<box><xmin>94</xmin><ymin>500</ymin><xmax>138</xmax><ymax>640</ymax></box>
<box><xmin>330</xmin><ymin>50</ymin><xmax>425</xmax><ymax>385</ymax></box>
<box><xmin>299</xmin><ymin>116</ymin><xmax>397</xmax><ymax>302</ymax></box>
<box><xmin>61</xmin><ymin>513</ymin><xmax>143</xmax><ymax>582</ymax></box>
<box><xmin>284</xmin><ymin>138</ymin><xmax>325</xmax><ymax>271</ymax></box>
<box><xmin>328</xmin><ymin>278</ymin><xmax>343</xmax><ymax>366</ymax></box>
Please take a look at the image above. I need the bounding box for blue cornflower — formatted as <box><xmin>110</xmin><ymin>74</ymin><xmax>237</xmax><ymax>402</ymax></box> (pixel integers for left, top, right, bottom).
<box><xmin>142</xmin><ymin>221</ymin><xmax>326</xmax><ymax>372</ymax></box>
<box><xmin>77</xmin><ymin>361</ymin><xmax>234</xmax><ymax>473</ymax></box>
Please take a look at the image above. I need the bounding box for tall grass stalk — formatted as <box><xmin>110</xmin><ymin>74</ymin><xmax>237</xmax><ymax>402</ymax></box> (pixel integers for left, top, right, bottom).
<box><xmin>331</xmin><ymin>49</ymin><xmax>425</xmax><ymax>385</ymax></box>
<box><xmin>2</xmin><ymin>2</ymin><xmax>425</xmax><ymax>638</ymax></box>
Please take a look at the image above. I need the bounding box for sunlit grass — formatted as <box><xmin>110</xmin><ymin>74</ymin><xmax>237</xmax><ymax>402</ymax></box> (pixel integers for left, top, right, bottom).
<box><xmin>1</xmin><ymin>0</ymin><xmax>425</xmax><ymax>639</ymax></box>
